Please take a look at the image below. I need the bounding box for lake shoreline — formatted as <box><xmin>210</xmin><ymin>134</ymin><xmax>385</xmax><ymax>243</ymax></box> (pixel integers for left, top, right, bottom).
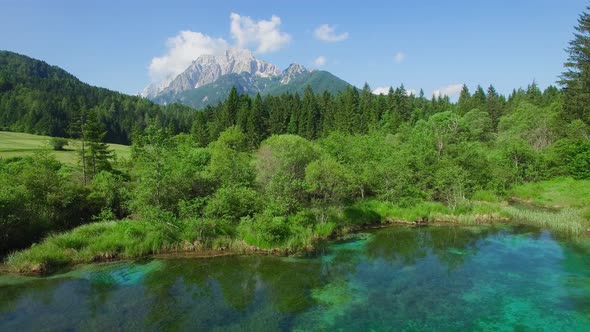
<box><xmin>3</xmin><ymin>213</ymin><xmax>514</xmax><ymax>277</ymax></box>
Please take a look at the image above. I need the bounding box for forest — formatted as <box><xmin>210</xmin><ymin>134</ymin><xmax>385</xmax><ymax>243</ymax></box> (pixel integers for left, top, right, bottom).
<box><xmin>2</xmin><ymin>9</ymin><xmax>590</xmax><ymax>274</ymax></box>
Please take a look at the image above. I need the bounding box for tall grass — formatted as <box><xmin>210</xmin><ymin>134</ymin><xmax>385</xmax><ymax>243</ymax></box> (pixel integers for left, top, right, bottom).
<box><xmin>340</xmin><ymin>199</ymin><xmax>507</xmax><ymax>226</ymax></box>
<box><xmin>502</xmin><ymin>206</ymin><xmax>588</xmax><ymax>236</ymax></box>
<box><xmin>6</xmin><ymin>220</ymin><xmax>178</xmax><ymax>274</ymax></box>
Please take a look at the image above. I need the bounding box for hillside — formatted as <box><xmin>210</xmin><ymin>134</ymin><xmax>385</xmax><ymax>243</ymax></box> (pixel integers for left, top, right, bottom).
<box><xmin>0</xmin><ymin>51</ymin><xmax>196</xmax><ymax>144</ymax></box>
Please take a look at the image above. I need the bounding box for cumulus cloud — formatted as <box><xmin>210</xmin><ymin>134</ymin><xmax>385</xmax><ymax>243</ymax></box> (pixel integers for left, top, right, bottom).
<box><xmin>432</xmin><ymin>84</ymin><xmax>463</xmax><ymax>98</ymax></box>
<box><xmin>148</xmin><ymin>13</ymin><xmax>291</xmax><ymax>84</ymax></box>
<box><xmin>373</xmin><ymin>86</ymin><xmax>416</xmax><ymax>96</ymax></box>
<box><xmin>314</xmin><ymin>55</ymin><xmax>327</xmax><ymax>67</ymax></box>
<box><xmin>230</xmin><ymin>12</ymin><xmax>291</xmax><ymax>53</ymax></box>
<box><xmin>372</xmin><ymin>86</ymin><xmax>391</xmax><ymax>95</ymax></box>
<box><xmin>148</xmin><ymin>31</ymin><xmax>229</xmax><ymax>83</ymax></box>
<box><xmin>314</xmin><ymin>24</ymin><xmax>349</xmax><ymax>42</ymax></box>
<box><xmin>394</xmin><ymin>52</ymin><xmax>406</xmax><ymax>64</ymax></box>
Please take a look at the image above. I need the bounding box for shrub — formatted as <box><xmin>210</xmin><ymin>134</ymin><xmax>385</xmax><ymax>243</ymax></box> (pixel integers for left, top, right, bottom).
<box><xmin>48</xmin><ymin>137</ymin><xmax>68</xmax><ymax>150</ymax></box>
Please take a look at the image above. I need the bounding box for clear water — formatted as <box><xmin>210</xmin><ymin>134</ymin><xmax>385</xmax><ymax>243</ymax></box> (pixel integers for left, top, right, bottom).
<box><xmin>2</xmin><ymin>224</ymin><xmax>590</xmax><ymax>331</ymax></box>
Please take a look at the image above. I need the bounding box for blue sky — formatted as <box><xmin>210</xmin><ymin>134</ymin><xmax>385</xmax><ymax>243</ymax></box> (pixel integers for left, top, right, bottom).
<box><xmin>0</xmin><ymin>0</ymin><xmax>586</xmax><ymax>98</ymax></box>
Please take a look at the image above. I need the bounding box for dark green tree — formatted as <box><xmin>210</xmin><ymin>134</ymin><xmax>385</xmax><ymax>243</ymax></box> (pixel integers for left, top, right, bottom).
<box><xmin>83</xmin><ymin>109</ymin><xmax>113</xmax><ymax>180</ymax></box>
<box><xmin>560</xmin><ymin>7</ymin><xmax>590</xmax><ymax>125</ymax></box>
<box><xmin>457</xmin><ymin>84</ymin><xmax>472</xmax><ymax>115</ymax></box>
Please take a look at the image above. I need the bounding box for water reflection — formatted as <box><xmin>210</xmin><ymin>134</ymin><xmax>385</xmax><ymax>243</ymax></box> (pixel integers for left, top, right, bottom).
<box><xmin>1</xmin><ymin>224</ymin><xmax>590</xmax><ymax>331</ymax></box>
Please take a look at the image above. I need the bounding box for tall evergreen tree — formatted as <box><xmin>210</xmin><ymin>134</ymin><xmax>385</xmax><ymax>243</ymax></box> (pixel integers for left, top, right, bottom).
<box><xmin>359</xmin><ymin>83</ymin><xmax>375</xmax><ymax>132</ymax></box>
<box><xmin>560</xmin><ymin>6</ymin><xmax>590</xmax><ymax>124</ymax></box>
<box><xmin>246</xmin><ymin>94</ymin><xmax>265</xmax><ymax>146</ymax></box>
<box><xmin>222</xmin><ymin>86</ymin><xmax>240</xmax><ymax>128</ymax></box>
<box><xmin>300</xmin><ymin>86</ymin><xmax>320</xmax><ymax>139</ymax></box>
<box><xmin>472</xmin><ymin>85</ymin><xmax>487</xmax><ymax>111</ymax></box>
<box><xmin>83</xmin><ymin>109</ymin><xmax>113</xmax><ymax>180</ymax></box>
<box><xmin>486</xmin><ymin>85</ymin><xmax>503</xmax><ymax>130</ymax></box>
<box><xmin>457</xmin><ymin>84</ymin><xmax>472</xmax><ymax>115</ymax></box>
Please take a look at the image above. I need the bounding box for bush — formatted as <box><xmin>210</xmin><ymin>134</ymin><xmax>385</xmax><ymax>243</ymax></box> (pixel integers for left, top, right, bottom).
<box><xmin>48</xmin><ymin>137</ymin><xmax>68</xmax><ymax>150</ymax></box>
<box><xmin>204</xmin><ymin>185</ymin><xmax>259</xmax><ymax>222</ymax></box>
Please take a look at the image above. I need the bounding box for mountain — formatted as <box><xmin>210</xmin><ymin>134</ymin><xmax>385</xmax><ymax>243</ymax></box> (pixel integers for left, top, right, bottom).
<box><xmin>144</xmin><ymin>49</ymin><xmax>351</xmax><ymax>109</ymax></box>
<box><xmin>0</xmin><ymin>51</ymin><xmax>195</xmax><ymax>144</ymax></box>
<box><xmin>142</xmin><ymin>48</ymin><xmax>281</xmax><ymax>99</ymax></box>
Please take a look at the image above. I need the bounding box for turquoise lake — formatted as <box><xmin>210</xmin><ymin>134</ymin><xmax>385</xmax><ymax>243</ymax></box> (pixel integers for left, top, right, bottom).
<box><xmin>2</xmin><ymin>224</ymin><xmax>590</xmax><ymax>331</ymax></box>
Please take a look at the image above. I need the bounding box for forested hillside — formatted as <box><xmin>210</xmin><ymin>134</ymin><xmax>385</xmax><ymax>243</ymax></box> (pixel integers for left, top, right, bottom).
<box><xmin>0</xmin><ymin>51</ymin><xmax>195</xmax><ymax>144</ymax></box>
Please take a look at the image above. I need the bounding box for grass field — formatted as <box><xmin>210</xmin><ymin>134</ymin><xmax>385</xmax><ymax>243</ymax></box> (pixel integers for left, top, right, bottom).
<box><xmin>0</xmin><ymin>131</ymin><xmax>130</xmax><ymax>166</ymax></box>
<box><xmin>509</xmin><ymin>177</ymin><xmax>590</xmax><ymax>209</ymax></box>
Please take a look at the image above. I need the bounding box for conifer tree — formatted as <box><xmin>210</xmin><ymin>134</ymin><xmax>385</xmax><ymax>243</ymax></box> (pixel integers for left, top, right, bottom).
<box><xmin>83</xmin><ymin>109</ymin><xmax>112</xmax><ymax>179</ymax></box>
<box><xmin>457</xmin><ymin>84</ymin><xmax>472</xmax><ymax>115</ymax></box>
<box><xmin>560</xmin><ymin>6</ymin><xmax>590</xmax><ymax>124</ymax></box>
<box><xmin>486</xmin><ymin>85</ymin><xmax>502</xmax><ymax>130</ymax></box>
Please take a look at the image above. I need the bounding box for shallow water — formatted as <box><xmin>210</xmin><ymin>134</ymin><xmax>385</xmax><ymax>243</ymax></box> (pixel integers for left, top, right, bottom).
<box><xmin>2</xmin><ymin>224</ymin><xmax>590</xmax><ymax>331</ymax></box>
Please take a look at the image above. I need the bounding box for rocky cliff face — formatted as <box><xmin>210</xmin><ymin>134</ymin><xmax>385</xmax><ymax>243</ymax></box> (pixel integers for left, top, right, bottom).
<box><xmin>280</xmin><ymin>63</ymin><xmax>309</xmax><ymax>84</ymax></box>
<box><xmin>142</xmin><ymin>48</ymin><xmax>281</xmax><ymax>98</ymax></box>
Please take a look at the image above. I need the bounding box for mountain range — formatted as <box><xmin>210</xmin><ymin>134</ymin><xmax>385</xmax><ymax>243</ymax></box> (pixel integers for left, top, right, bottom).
<box><xmin>142</xmin><ymin>48</ymin><xmax>351</xmax><ymax>108</ymax></box>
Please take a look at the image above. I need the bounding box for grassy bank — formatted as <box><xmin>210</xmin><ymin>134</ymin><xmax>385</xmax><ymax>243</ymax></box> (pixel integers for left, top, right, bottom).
<box><xmin>0</xmin><ymin>131</ymin><xmax>130</xmax><ymax>166</ymax></box>
<box><xmin>501</xmin><ymin>177</ymin><xmax>590</xmax><ymax>236</ymax></box>
<box><xmin>5</xmin><ymin>199</ymin><xmax>512</xmax><ymax>274</ymax></box>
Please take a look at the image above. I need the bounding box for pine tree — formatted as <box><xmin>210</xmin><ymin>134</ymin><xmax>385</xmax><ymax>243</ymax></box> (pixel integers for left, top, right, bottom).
<box><xmin>359</xmin><ymin>83</ymin><xmax>375</xmax><ymax>132</ymax></box>
<box><xmin>560</xmin><ymin>6</ymin><xmax>590</xmax><ymax>124</ymax></box>
<box><xmin>246</xmin><ymin>94</ymin><xmax>265</xmax><ymax>146</ymax></box>
<box><xmin>457</xmin><ymin>84</ymin><xmax>472</xmax><ymax>115</ymax></box>
<box><xmin>191</xmin><ymin>112</ymin><xmax>209</xmax><ymax>147</ymax></box>
<box><xmin>394</xmin><ymin>85</ymin><xmax>411</xmax><ymax>122</ymax></box>
<box><xmin>300</xmin><ymin>86</ymin><xmax>320</xmax><ymax>139</ymax></box>
<box><xmin>83</xmin><ymin>109</ymin><xmax>113</xmax><ymax>180</ymax></box>
<box><xmin>222</xmin><ymin>86</ymin><xmax>239</xmax><ymax>128</ymax></box>
<box><xmin>486</xmin><ymin>85</ymin><xmax>503</xmax><ymax>130</ymax></box>
<box><xmin>472</xmin><ymin>85</ymin><xmax>487</xmax><ymax>111</ymax></box>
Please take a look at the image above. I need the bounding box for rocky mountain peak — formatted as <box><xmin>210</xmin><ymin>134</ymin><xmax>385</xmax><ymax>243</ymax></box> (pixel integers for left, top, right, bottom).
<box><xmin>280</xmin><ymin>63</ymin><xmax>309</xmax><ymax>84</ymax></box>
<box><xmin>143</xmin><ymin>48</ymin><xmax>282</xmax><ymax>98</ymax></box>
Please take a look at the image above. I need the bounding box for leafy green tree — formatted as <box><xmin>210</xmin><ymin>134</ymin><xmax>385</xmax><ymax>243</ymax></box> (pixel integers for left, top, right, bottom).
<box><xmin>305</xmin><ymin>157</ymin><xmax>353</xmax><ymax>223</ymax></box>
<box><xmin>208</xmin><ymin>126</ymin><xmax>254</xmax><ymax>187</ymax></box>
<box><xmin>204</xmin><ymin>185</ymin><xmax>259</xmax><ymax>222</ymax></box>
<box><xmin>255</xmin><ymin>134</ymin><xmax>319</xmax><ymax>214</ymax></box>
<box><xmin>433</xmin><ymin>161</ymin><xmax>467</xmax><ymax>210</ymax></box>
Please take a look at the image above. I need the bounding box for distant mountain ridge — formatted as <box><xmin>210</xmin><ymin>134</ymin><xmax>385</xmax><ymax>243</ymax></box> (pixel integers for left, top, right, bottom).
<box><xmin>143</xmin><ymin>48</ymin><xmax>351</xmax><ymax>108</ymax></box>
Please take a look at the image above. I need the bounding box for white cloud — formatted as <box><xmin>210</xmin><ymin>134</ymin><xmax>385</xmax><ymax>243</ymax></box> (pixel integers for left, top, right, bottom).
<box><xmin>432</xmin><ymin>84</ymin><xmax>463</xmax><ymax>98</ymax></box>
<box><xmin>394</xmin><ymin>52</ymin><xmax>406</xmax><ymax>64</ymax></box>
<box><xmin>373</xmin><ymin>86</ymin><xmax>416</xmax><ymax>96</ymax></box>
<box><xmin>373</xmin><ymin>86</ymin><xmax>391</xmax><ymax>95</ymax></box>
<box><xmin>230</xmin><ymin>12</ymin><xmax>291</xmax><ymax>53</ymax></box>
<box><xmin>148</xmin><ymin>13</ymin><xmax>291</xmax><ymax>84</ymax></box>
<box><xmin>314</xmin><ymin>55</ymin><xmax>327</xmax><ymax>67</ymax></box>
<box><xmin>314</xmin><ymin>24</ymin><xmax>349</xmax><ymax>42</ymax></box>
<box><xmin>148</xmin><ymin>31</ymin><xmax>229</xmax><ymax>83</ymax></box>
